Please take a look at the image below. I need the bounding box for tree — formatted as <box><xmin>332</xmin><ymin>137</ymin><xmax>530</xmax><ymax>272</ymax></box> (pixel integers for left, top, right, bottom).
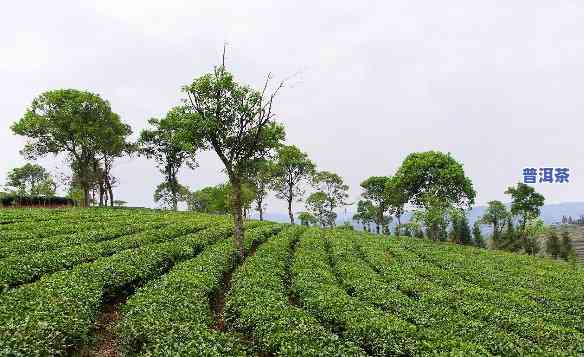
<box><xmin>5</xmin><ymin>163</ymin><xmax>56</xmax><ymax>196</ymax></box>
<box><xmin>298</xmin><ymin>211</ymin><xmax>317</xmax><ymax>226</ymax></box>
<box><xmin>96</xmin><ymin>112</ymin><xmax>133</xmax><ymax>206</ymax></box>
<box><xmin>306</xmin><ymin>191</ymin><xmax>336</xmax><ymax>227</ymax></box>
<box><xmin>385</xmin><ymin>175</ymin><xmax>408</xmax><ymax>236</ymax></box>
<box><xmin>153</xmin><ymin>182</ymin><xmax>189</xmax><ymax>210</ymax></box>
<box><xmin>353</xmin><ymin>200</ymin><xmax>376</xmax><ymax>232</ymax></box>
<box><xmin>11</xmin><ymin>89</ymin><xmax>128</xmax><ymax>207</ymax></box>
<box><xmin>393</xmin><ymin>151</ymin><xmax>475</xmax><ymax>241</ymax></box>
<box><xmin>187</xmin><ymin>183</ymin><xmax>255</xmax><ymax>216</ymax></box>
<box><xmin>246</xmin><ymin>159</ymin><xmax>275</xmax><ymax>221</ymax></box>
<box><xmin>546</xmin><ymin>230</ymin><xmax>561</xmax><ymax>259</ymax></box>
<box><xmin>505</xmin><ymin>183</ymin><xmax>545</xmax><ymax>254</ymax></box>
<box><xmin>139</xmin><ymin>107</ymin><xmax>198</xmax><ymax>211</ymax></box>
<box><xmin>360</xmin><ymin>176</ymin><xmax>391</xmax><ymax>234</ymax></box>
<box><xmin>271</xmin><ymin>145</ymin><xmax>315</xmax><ymax>224</ymax></box>
<box><xmin>505</xmin><ymin>183</ymin><xmax>545</xmax><ymax>232</ymax></box>
<box><xmin>183</xmin><ymin>58</ymin><xmax>285</xmax><ymax>260</ymax></box>
<box><xmin>481</xmin><ymin>201</ymin><xmax>510</xmax><ymax>246</ymax></box>
<box><xmin>393</xmin><ymin>151</ymin><xmax>476</xmax><ymax>210</ymax></box>
<box><xmin>449</xmin><ymin>211</ymin><xmax>472</xmax><ymax>245</ymax></box>
<box><xmin>472</xmin><ymin>221</ymin><xmax>486</xmax><ymax>248</ymax></box>
<box><xmin>311</xmin><ymin>171</ymin><xmax>349</xmax><ymax>227</ymax></box>
<box><xmin>559</xmin><ymin>231</ymin><xmax>575</xmax><ymax>261</ymax></box>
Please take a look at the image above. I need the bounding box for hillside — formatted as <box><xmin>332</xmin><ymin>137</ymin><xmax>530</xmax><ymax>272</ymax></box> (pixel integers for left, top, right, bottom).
<box><xmin>0</xmin><ymin>208</ymin><xmax>583</xmax><ymax>356</ymax></box>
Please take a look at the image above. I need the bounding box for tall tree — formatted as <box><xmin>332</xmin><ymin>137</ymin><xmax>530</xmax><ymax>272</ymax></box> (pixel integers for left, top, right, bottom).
<box><xmin>11</xmin><ymin>89</ymin><xmax>127</xmax><ymax>207</ymax></box>
<box><xmin>5</xmin><ymin>163</ymin><xmax>56</xmax><ymax>196</ymax></box>
<box><xmin>480</xmin><ymin>200</ymin><xmax>510</xmax><ymax>246</ymax></box>
<box><xmin>183</xmin><ymin>61</ymin><xmax>285</xmax><ymax>259</ymax></box>
<box><xmin>271</xmin><ymin>145</ymin><xmax>315</xmax><ymax>224</ymax></box>
<box><xmin>311</xmin><ymin>171</ymin><xmax>349</xmax><ymax>227</ymax></box>
<box><xmin>153</xmin><ymin>181</ymin><xmax>189</xmax><ymax>210</ymax></box>
<box><xmin>393</xmin><ymin>151</ymin><xmax>475</xmax><ymax>241</ymax></box>
<box><xmin>360</xmin><ymin>176</ymin><xmax>391</xmax><ymax>234</ymax></box>
<box><xmin>96</xmin><ymin>112</ymin><xmax>133</xmax><ymax>206</ymax></box>
<box><xmin>138</xmin><ymin>107</ymin><xmax>198</xmax><ymax>211</ymax></box>
<box><xmin>505</xmin><ymin>183</ymin><xmax>545</xmax><ymax>253</ymax></box>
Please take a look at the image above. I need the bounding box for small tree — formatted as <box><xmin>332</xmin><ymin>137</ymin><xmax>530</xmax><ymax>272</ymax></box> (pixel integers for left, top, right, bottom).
<box><xmin>385</xmin><ymin>175</ymin><xmax>408</xmax><ymax>236</ymax></box>
<box><xmin>153</xmin><ymin>182</ymin><xmax>190</xmax><ymax>210</ymax></box>
<box><xmin>183</xmin><ymin>60</ymin><xmax>285</xmax><ymax>259</ymax></box>
<box><xmin>306</xmin><ymin>191</ymin><xmax>336</xmax><ymax>227</ymax></box>
<box><xmin>311</xmin><ymin>171</ymin><xmax>349</xmax><ymax>227</ymax></box>
<box><xmin>246</xmin><ymin>159</ymin><xmax>275</xmax><ymax>221</ymax></box>
<box><xmin>559</xmin><ymin>231</ymin><xmax>575</xmax><ymax>261</ymax></box>
<box><xmin>139</xmin><ymin>107</ymin><xmax>198</xmax><ymax>211</ymax></box>
<box><xmin>546</xmin><ymin>230</ymin><xmax>561</xmax><ymax>259</ymax></box>
<box><xmin>472</xmin><ymin>221</ymin><xmax>486</xmax><ymax>248</ymax></box>
<box><xmin>298</xmin><ymin>211</ymin><xmax>317</xmax><ymax>226</ymax></box>
<box><xmin>360</xmin><ymin>176</ymin><xmax>391</xmax><ymax>234</ymax></box>
<box><xmin>353</xmin><ymin>200</ymin><xmax>376</xmax><ymax>232</ymax></box>
<box><xmin>481</xmin><ymin>200</ymin><xmax>510</xmax><ymax>245</ymax></box>
<box><xmin>505</xmin><ymin>183</ymin><xmax>545</xmax><ymax>254</ymax></box>
<box><xmin>5</xmin><ymin>163</ymin><xmax>56</xmax><ymax>196</ymax></box>
<box><xmin>271</xmin><ymin>145</ymin><xmax>315</xmax><ymax>224</ymax></box>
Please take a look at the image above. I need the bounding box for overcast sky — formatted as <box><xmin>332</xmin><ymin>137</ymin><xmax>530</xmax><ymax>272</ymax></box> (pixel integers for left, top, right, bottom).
<box><xmin>1</xmin><ymin>1</ymin><xmax>583</xmax><ymax>214</ymax></box>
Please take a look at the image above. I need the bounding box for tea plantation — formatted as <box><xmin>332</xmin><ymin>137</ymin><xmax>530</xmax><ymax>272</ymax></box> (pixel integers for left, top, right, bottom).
<box><xmin>1</xmin><ymin>208</ymin><xmax>583</xmax><ymax>356</ymax></box>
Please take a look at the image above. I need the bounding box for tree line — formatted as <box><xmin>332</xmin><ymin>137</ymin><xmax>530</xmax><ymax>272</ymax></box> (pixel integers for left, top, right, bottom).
<box><xmin>5</xmin><ymin>56</ymin><xmax>576</xmax><ymax>262</ymax></box>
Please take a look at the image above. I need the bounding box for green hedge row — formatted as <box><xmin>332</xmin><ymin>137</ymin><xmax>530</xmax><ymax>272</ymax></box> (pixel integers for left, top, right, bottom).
<box><xmin>331</xmin><ymin>232</ymin><xmax>530</xmax><ymax>355</ymax></box>
<box><xmin>0</xmin><ymin>217</ymin><xmax>221</xmax><ymax>289</ymax></box>
<box><xmin>225</xmin><ymin>226</ymin><xmax>365</xmax><ymax>356</ymax></box>
<box><xmin>0</xmin><ymin>209</ymin><xmax>157</xmax><ymax>241</ymax></box>
<box><xmin>118</xmin><ymin>223</ymin><xmax>281</xmax><ymax>356</ymax></box>
<box><xmin>356</xmin><ymin>235</ymin><xmax>584</xmax><ymax>354</ymax></box>
<box><xmin>0</xmin><ymin>220</ymin><xmax>170</xmax><ymax>259</ymax></box>
<box><xmin>291</xmin><ymin>229</ymin><xmax>417</xmax><ymax>356</ymax></box>
<box><xmin>0</xmin><ymin>220</ymin><xmax>241</xmax><ymax>355</ymax></box>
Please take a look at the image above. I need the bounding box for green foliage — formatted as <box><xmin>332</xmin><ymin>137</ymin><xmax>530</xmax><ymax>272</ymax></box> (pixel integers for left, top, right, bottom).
<box><xmin>186</xmin><ymin>183</ymin><xmax>256</xmax><ymax>215</ymax></box>
<box><xmin>11</xmin><ymin>89</ymin><xmax>131</xmax><ymax>207</ymax></box>
<box><xmin>546</xmin><ymin>230</ymin><xmax>561</xmax><ymax>259</ymax></box>
<box><xmin>183</xmin><ymin>64</ymin><xmax>286</xmax><ymax>259</ymax></box>
<box><xmin>306</xmin><ymin>191</ymin><xmax>337</xmax><ymax>227</ymax></box>
<box><xmin>5</xmin><ymin>163</ymin><xmax>56</xmax><ymax>196</ymax></box>
<box><xmin>505</xmin><ymin>183</ymin><xmax>545</xmax><ymax>230</ymax></box>
<box><xmin>481</xmin><ymin>200</ymin><xmax>510</xmax><ymax>243</ymax></box>
<box><xmin>353</xmin><ymin>200</ymin><xmax>375</xmax><ymax>232</ymax></box>
<box><xmin>139</xmin><ymin>107</ymin><xmax>199</xmax><ymax>211</ymax></box>
<box><xmin>472</xmin><ymin>221</ymin><xmax>486</xmax><ymax>248</ymax></box>
<box><xmin>271</xmin><ymin>145</ymin><xmax>315</xmax><ymax>224</ymax></box>
<box><xmin>559</xmin><ymin>231</ymin><xmax>575</xmax><ymax>261</ymax></box>
<box><xmin>393</xmin><ymin>151</ymin><xmax>476</xmax><ymax>209</ymax></box>
<box><xmin>298</xmin><ymin>211</ymin><xmax>317</xmax><ymax>226</ymax></box>
<box><xmin>360</xmin><ymin>176</ymin><xmax>392</xmax><ymax>234</ymax></box>
<box><xmin>153</xmin><ymin>181</ymin><xmax>190</xmax><ymax>210</ymax></box>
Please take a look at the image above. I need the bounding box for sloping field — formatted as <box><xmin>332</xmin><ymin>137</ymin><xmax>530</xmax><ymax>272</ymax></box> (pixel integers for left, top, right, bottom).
<box><xmin>0</xmin><ymin>208</ymin><xmax>583</xmax><ymax>356</ymax></box>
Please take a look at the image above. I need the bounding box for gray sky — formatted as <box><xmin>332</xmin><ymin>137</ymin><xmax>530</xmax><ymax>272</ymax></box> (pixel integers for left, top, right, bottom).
<box><xmin>1</xmin><ymin>1</ymin><xmax>583</xmax><ymax>214</ymax></box>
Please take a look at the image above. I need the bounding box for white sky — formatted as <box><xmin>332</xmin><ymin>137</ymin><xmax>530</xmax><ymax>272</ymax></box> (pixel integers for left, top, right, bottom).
<box><xmin>1</xmin><ymin>1</ymin><xmax>583</xmax><ymax>213</ymax></box>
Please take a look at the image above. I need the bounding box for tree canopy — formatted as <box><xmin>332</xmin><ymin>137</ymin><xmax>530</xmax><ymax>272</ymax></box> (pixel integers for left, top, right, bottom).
<box><xmin>11</xmin><ymin>89</ymin><xmax>129</xmax><ymax>207</ymax></box>
<box><xmin>5</xmin><ymin>163</ymin><xmax>56</xmax><ymax>196</ymax></box>
<box><xmin>271</xmin><ymin>145</ymin><xmax>315</xmax><ymax>224</ymax></box>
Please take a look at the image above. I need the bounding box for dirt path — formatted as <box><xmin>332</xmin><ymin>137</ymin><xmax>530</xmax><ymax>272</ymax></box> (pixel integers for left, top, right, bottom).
<box><xmin>211</xmin><ymin>242</ymin><xmax>262</xmax><ymax>332</ymax></box>
<box><xmin>78</xmin><ymin>294</ymin><xmax>126</xmax><ymax>357</ymax></box>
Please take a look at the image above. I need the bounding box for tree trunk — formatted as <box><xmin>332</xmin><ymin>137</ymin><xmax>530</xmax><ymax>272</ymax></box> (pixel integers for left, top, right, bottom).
<box><xmin>376</xmin><ymin>224</ymin><xmax>380</xmax><ymax>234</ymax></box>
<box><xmin>258</xmin><ymin>201</ymin><xmax>264</xmax><ymax>221</ymax></box>
<box><xmin>396</xmin><ymin>215</ymin><xmax>402</xmax><ymax>237</ymax></box>
<box><xmin>231</xmin><ymin>178</ymin><xmax>245</xmax><ymax>261</ymax></box>
<box><xmin>287</xmin><ymin>197</ymin><xmax>295</xmax><ymax>225</ymax></box>
<box><xmin>82</xmin><ymin>185</ymin><xmax>90</xmax><ymax>208</ymax></box>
